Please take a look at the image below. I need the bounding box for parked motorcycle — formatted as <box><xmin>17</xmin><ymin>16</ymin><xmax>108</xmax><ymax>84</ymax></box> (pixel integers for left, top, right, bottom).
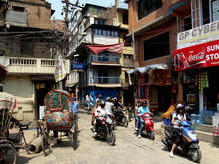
<box><xmin>93</xmin><ymin>115</ymin><xmax>116</xmax><ymax>146</ymax></box>
<box><xmin>162</xmin><ymin>120</ymin><xmax>202</xmax><ymax>163</ymax></box>
<box><xmin>113</xmin><ymin>108</ymin><xmax>128</xmax><ymax>127</ymax></box>
<box><xmin>135</xmin><ymin>112</ymin><xmax>155</xmax><ymax>140</ymax></box>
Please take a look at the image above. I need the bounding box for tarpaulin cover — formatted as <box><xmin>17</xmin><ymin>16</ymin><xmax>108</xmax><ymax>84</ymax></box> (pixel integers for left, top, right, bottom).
<box><xmin>125</xmin><ymin>64</ymin><xmax>168</xmax><ymax>74</ymax></box>
<box><xmin>87</xmin><ymin>43</ymin><xmax>124</xmax><ymax>55</ymax></box>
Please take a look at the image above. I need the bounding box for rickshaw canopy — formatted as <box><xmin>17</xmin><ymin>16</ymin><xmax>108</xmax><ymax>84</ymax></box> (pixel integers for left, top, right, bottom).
<box><xmin>44</xmin><ymin>90</ymin><xmax>71</xmax><ymax>112</ymax></box>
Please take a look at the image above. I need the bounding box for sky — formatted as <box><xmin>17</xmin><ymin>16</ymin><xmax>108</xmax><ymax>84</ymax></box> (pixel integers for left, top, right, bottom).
<box><xmin>47</xmin><ymin>0</ymin><xmax>126</xmax><ymax>20</ymax></box>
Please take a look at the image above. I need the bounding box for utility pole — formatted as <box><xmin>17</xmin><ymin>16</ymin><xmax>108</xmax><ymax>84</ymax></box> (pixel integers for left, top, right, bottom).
<box><xmin>64</xmin><ymin>0</ymin><xmax>69</xmax><ymax>30</ymax></box>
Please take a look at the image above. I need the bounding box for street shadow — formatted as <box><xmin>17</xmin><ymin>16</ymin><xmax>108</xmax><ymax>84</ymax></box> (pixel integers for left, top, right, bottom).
<box><xmin>53</xmin><ymin>140</ymin><xmax>80</xmax><ymax>150</ymax></box>
<box><xmin>16</xmin><ymin>153</ymin><xmax>42</xmax><ymax>164</ymax></box>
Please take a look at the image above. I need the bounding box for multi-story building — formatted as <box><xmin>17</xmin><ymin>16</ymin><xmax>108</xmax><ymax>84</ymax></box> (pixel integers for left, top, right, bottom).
<box><xmin>126</xmin><ymin>0</ymin><xmax>190</xmax><ymax>111</ymax></box>
<box><xmin>68</xmin><ymin>1</ymin><xmax>134</xmax><ymax>105</ymax></box>
<box><xmin>0</xmin><ymin>0</ymin><xmax>70</xmax><ymax>121</ymax></box>
<box><xmin>127</xmin><ymin>0</ymin><xmax>219</xmax><ymax>121</ymax></box>
<box><xmin>173</xmin><ymin>0</ymin><xmax>219</xmax><ymax>122</ymax></box>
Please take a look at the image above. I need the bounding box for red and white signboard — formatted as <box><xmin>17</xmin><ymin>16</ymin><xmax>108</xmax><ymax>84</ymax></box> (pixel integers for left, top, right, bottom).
<box><xmin>173</xmin><ymin>40</ymin><xmax>219</xmax><ymax>71</ymax></box>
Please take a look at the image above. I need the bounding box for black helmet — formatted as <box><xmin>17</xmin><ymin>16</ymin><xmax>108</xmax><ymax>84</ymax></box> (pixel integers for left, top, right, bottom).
<box><xmin>100</xmin><ymin>101</ymin><xmax>105</xmax><ymax>108</ymax></box>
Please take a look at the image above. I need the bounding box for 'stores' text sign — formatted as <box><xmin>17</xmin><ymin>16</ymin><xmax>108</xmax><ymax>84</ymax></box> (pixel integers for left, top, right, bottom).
<box><xmin>174</xmin><ymin>40</ymin><xmax>219</xmax><ymax>71</ymax></box>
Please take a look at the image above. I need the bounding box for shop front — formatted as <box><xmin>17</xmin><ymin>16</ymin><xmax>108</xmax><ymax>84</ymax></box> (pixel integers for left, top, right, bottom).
<box><xmin>128</xmin><ymin>64</ymin><xmax>174</xmax><ymax>112</ymax></box>
<box><xmin>174</xmin><ymin>39</ymin><xmax>219</xmax><ymax>125</ymax></box>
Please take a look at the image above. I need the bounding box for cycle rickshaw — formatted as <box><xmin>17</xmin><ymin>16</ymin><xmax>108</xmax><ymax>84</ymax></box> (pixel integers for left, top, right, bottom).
<box><xmin>39</xmin><ymin>90</ymin><xmax>78</xmax><ymax>156</ymax></box>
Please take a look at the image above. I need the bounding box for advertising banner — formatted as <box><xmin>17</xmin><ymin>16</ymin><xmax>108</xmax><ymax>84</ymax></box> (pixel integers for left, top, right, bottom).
<box><xmin>177</xmin><ymin>20</ymin><xmax>219</xmax><ymax>49</ymax></box>
<box><xmin>54</xmin><ymin>51</ymin><xmax>66</xmax><ymax>82</ymax></box>
<box><xmin>173</xmin><ymin>40</ymin><xmax>219</xmax><ymax>71</ymax></box>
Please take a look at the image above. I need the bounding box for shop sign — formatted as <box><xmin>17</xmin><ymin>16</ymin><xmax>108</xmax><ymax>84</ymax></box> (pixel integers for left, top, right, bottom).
<box><xmin>173</xmin><ymin>40</ymin><xmax>219</xmax><ymax>71</ymax></box>
<box><xmin>177</xmin><ymin>20</ymin><xmax>219</xmax><ymax>49</ymax></box>
<box><xmin>72</xmin><ymin>63</ymin><xmax>84</xmax><ymax>70</ymax></box>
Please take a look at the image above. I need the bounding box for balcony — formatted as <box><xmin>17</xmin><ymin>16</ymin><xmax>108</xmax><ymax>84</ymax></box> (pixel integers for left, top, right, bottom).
<box><xmin>6</xmin><ymin>11</ymin><xmax>27</xmax><ymax>27</ymax></box>
<box><xmin>89</xmin><ymin>76</ymin><xmax>121</xmax><ymax>88</ymax></box>
<box><xmin>91</xmin><ymin>55</ymin><xmax>120</xmax><ymax>66</ymax></box>
<box><xmin>6</xmin><ymin>57</ymin><xmax>70</xmax><ymax>75</ymax></box>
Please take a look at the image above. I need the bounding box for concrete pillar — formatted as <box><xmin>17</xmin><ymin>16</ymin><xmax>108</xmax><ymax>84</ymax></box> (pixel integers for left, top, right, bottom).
<box><xmin>177</xmin><ymin>72</ymin><xmax>183</xmax><ymax>101</ymax></box>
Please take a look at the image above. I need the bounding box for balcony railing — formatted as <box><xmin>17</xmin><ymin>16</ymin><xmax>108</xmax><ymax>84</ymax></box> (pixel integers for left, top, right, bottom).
<box><xmin>7</xmin><ymin>57</ymin><xmax>70</xmax><ymax>74</ymax></box>
<box><xmin>93</xmin><ymin>76</ymin><xmax>120</xmax><ymax>84</ymax></box>
<box><xmin>6</xmin><ymin>11</ymin><xmax>27</xmax><ymax>26</ymax></box>
<box><xmin>91</xmin><ymin>55</ymin><xmax>120</xmax><ymax>64</ymax></box>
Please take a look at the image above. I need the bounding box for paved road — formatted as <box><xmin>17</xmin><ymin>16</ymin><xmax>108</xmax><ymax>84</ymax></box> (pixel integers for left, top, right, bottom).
<box><xmin>17</xmin><ymin>110</ymin><xmax>219</xmax><ymax>164</ymax></box>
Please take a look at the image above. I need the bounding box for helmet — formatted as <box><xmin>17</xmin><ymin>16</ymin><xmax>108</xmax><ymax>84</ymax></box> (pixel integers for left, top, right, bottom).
<box><xmin>106</xmin><ymin>97</ymin><xmax>111</xmax><ymax>101</ymax></box>
<box><xmin>98</xmin><ymin>94</ymin><xmax>102</xmax><ymax>98</ymax></box>
<box><xmin>100</xmin><ymin>101</ymin><xmax>105</xmax><ymax>108</ymax></box>
<box><xmin>176</xmin><ymin>103</ymin><xmax>184</xmax><ymax>109</ymax></box>
<box><xmin>141</xmin><ymin>100</ymin><xmax>147</xmax><ymax>104</ymax></box>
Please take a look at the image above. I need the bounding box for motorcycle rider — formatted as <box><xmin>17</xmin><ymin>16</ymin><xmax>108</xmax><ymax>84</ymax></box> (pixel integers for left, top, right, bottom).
<box><xmin>136</xmin><ymin>100</ymin><xmax>151</xmax><ymax>138</ymax></box>
<box><xmin>169</xmin><ymin>103</ymin><xmax>187</xmax><ymax>158</ymax></box>
<box><xmin>96</xmin><ymin>94</ymin><xmax>104</xmax><ymax>104</ymax></box>
<box><xmin>105</xmin><ymin>97</ymin><xmax>114</xmax><ymax>116</ymax></box>
<box><xmin>93</xmin><ymin>101</ymin><xmax>108</xmax><ymax>136</ymax></box>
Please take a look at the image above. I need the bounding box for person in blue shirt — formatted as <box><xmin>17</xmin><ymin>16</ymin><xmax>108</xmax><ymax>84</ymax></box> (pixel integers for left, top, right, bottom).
<box><xmin>136</xmin><ymin>100</ymin><xmax>151</xmax><ymax>138</ymax></box>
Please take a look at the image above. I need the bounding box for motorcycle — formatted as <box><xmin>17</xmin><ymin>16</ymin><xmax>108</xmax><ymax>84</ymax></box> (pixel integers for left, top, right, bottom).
<box><xmin>162</xmin><ymin>120</ymin><xmax>202</xmax><ymax>163</ymax></box>
<box><xmin>113</xmin><ymin>107</ymin><xmax>128</xmax><ymax>127</ymax></box>
<box><xmin>93</xmin><ymin>115</ymin><xmax>116</xmax><ymax>146</ymax></box>
<box><xmin>135</xmin><ymin>112</ymin><xmax>155</xmax><ymax>140</ymax></box>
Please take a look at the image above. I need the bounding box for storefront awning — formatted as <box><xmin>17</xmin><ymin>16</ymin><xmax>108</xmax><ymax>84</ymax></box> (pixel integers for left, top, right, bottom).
<box><xmin>126</xmin><ymin>64</ymin><xmax>168</xmax><ymax>74</ymax></box>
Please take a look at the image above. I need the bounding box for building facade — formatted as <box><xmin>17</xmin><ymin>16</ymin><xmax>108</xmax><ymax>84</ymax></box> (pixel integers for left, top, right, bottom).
<box><xmin>127</xmin><ymin>0</ymin><xmax>187</xmax><ymax>111</ymax></box>
<box><xmin>0</xmin><ymin>0</ymin><xmax>70</xmax><ymax>121</ymax></box>
<box><xmin>68</xmin><ymin>2</ymin><xmax>134</xmax><ymax>105</ymax></box>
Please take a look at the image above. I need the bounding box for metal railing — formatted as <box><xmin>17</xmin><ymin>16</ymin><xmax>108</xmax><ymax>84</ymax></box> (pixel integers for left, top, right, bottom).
<box><xmin>93</xmin><ymin>76</ymin><xmax>120</xmax><ymax>84</ymax></box>
<box><xmin>91</xmin><ymin>55</ymin><xmax>120</xmax><ymax>64</ymax></box>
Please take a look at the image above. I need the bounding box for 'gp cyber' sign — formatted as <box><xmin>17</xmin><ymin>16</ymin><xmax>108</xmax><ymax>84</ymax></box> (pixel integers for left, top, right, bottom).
<box><xmin>177</xmin><ymin>20</ymin><xmax>219</xmax><ymax>49</ymax></box>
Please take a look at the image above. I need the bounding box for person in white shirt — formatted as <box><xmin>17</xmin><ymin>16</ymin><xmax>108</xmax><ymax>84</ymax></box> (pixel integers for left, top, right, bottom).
<box><xmin>169</xmin><ymin>103</ymin><xmax>186</xmax><ymax>158</ymax></box>
<box><xmin>104</xmin><ymin>97</ymin><xmax>114</xmax><ymax>115</ymax></box>
<box><xmin>86</xmin><ymin>93</ymin><xmax>94</xmax><ymax>113</ymax></box>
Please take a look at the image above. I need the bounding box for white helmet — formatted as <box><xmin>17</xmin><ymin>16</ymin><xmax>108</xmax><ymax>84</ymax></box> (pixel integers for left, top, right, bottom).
<box><xmin>176</xmin><ymin>103</ymin><xmax>184</xmax><ymax>109</ymax></box>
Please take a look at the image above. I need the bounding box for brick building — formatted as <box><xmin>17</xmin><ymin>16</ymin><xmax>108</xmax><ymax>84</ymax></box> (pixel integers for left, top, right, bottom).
<box><xmin>126</xmin><ymin>0</ymin><xmax>190</xmax><ymax>111</ymax></box>
<box><xmin>0</xmin><ymin>0</ymin><xmax>70</xmax><ymax>121</ymax></box>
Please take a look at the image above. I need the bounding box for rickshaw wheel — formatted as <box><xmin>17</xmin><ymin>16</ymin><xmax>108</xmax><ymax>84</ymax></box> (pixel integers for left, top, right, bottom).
<box><xmin>41</xmin><ymin>131</ymin><xmax>52</xmax><ymax>156</ymax></box>
<box><xmin>0</xmin><ymin>143</ymin><xmax>17</xmax><ymax>164</ymax></box>
<box><xmin>70</xmin><ymin>124</ymin><xmax>78</xmax><ymax>150</ymax></box>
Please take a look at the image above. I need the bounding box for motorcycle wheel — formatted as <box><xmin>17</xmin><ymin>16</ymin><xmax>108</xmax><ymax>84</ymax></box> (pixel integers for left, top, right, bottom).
<box><xmin>149</xmin><ymin>132</ymin><xmax>155</xmax><ymax>140</ymax></box>
<box><xmin>122</xmin><ymin>117</ymin><xmax>128</xmax><ymax>127</ymax></box>
<box><xmin>107</xmin><ymin>130</ymin><xmax>116</xmax><ymax>146</ymax></box>
<box><xmin>0</xmin><ymin>143</ymin><xmax>17</xmax><ymax>164</ymax></box>
<box><xmin>189</xmin><ymin>149</ymin><xmax>202</xmax><ymax>163</ymax></box>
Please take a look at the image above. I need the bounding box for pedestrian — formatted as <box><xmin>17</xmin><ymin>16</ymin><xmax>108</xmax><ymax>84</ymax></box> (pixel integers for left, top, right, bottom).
<box><xmin>73</xmin><ymin>97</ymin><xmax>79</xmax><ymax>131</ymax></box>
<box><xmin>86</xmin><ymin>92</ymin><xmax>94</xmax><ymax>114</ymax></box>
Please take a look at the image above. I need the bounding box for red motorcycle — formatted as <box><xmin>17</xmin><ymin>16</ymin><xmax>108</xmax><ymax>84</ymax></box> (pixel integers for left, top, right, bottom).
<box><xmin>136</xmin><ymin>112</ymin><xmax>155</xmax><ymax>140</ymax></box>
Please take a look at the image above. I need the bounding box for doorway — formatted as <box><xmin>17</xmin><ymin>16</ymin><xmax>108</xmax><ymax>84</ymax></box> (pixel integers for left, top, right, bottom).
<box><xmin>157</xmin><ymin>86</ymin><xmax>171</xmax><ymax>111</ymax></box>
<box><xmin>35</xmin><ymin>81</ymin><xmax>54</xmax><ymax>119</ymax></box>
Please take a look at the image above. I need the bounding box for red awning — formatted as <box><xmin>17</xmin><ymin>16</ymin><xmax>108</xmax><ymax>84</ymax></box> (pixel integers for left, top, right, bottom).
<box><xmin>87</xmin><ymin>43</ymin><xmax>124</xmax><ymax>54</ymax></box>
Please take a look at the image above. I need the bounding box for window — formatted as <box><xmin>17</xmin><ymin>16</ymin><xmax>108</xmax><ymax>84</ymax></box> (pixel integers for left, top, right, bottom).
<box><xmin>12</xmin><ymin>6</ymin><xmax>25</xmax><ymax>12</ymax></box>
<box><xmin>138</xmin><ymin>0</ymin><xmax>162</xmax><ymax>20</ymax></box>
<box><xmin>123</xmin><ymin>13</ymin><xmax>128</xmax><ymax>25</ymax></box>
<box><xmin>184</xmin><ymin>16</ymin><xmax>192</xmax><ymax>31</ymax></box>
<box><xmin>202</xmin><ymin>0</ymin><xmax>210</xmax><ymax>24</ymax></box>
<box><xmin>20</xmin><ymin>40</ymin><xmax>33</xmax><ymax>56</ymax></box>
<box><xmin>94</xmin><ymin>18</ymin><xmax>106</xmax><ymax>25</ymax></box>
<box><xmin>211</xmin><ymin>0</ymin><xmax>219</xmax><ymax>22</ymax></box>
<box><xmin>143</xmin><ymin>32</ymin><xmax>170</xmax><ymax>61</ymax></box>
